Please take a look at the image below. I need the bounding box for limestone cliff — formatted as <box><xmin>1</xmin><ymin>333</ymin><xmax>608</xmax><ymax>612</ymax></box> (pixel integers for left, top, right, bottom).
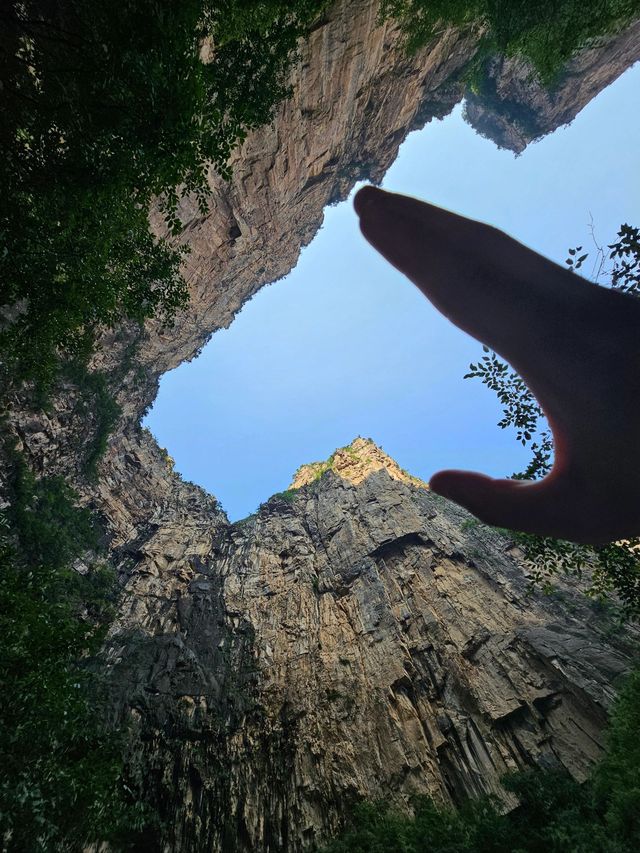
<box><xmin>3</xmin><ymin>1</ymin><xmax>640</xmax><ymax>850</ymax></box>
<box><xmin>105</xmin><ymin>439</ymin><xmax>636</xmax><ymax>852</ymax></box>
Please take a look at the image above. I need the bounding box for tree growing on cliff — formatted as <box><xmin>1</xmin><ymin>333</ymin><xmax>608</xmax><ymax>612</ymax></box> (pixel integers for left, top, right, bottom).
<box><xmin>0</xmin><ymin>449</ymin><xmax>151</xmax><ymax>850</ymax></box>
<box><xmin>0</xmin><ymin>0</ymin><xmax>327</xmax><ymax>384</ymax></box>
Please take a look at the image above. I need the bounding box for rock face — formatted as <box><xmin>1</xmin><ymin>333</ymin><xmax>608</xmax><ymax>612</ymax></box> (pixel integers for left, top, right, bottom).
<box><xmin>463</xmin><ymin>18</ymin><xmax>640</xmax><ymax>152</ymax></box>
<box><xmin>290</xmin><ymin>436</ymin><xmax>428</xmax><ymax>489</ymax></box>
<box><xmin>4</xmin><ymin>1</ymin><xmax>640</xmax><ymax>850</ymax></box>
<box><xmin>105</xmin><ymin>439</ymin><xmax>636</xmax><ymax>852</ymax></box>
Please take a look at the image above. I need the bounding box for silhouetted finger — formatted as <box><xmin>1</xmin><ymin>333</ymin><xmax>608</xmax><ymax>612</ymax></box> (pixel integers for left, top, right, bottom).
<box><xmin>430</xmin><ymin>469</ymin><xmax>599</xmax><ymax>544</ymax></box>
<box><xmin>353</xmin><ymin>187</ymin><xmax>592</xmax><ymax>398</ymax></box>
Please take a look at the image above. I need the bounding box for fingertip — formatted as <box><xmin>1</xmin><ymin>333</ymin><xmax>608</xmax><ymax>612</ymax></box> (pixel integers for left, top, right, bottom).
<box><xmin>429</xmin><ymin>469</ymin><xmax>484</xmax><ymax>501</ymax></box>
<box><xmin>429</xmin><ymin>469</ymin><xmax>511</xmax><ymax>526</ymax></box>
<box><xmin>353</xmin><ymin>185</ymin><xmax>386</xmax><ymax>218</ymax></box>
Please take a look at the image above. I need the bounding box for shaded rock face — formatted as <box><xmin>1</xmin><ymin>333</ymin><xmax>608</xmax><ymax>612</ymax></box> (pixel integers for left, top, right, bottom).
<box><xmin>463</xmin><ymin>19</ymin><xmax>640</xmax><ymax>152</ymax></box>
<box><xmin>106</xmin><ymin>442</ymin><xmax>636</xmax><ymax>852</ymax></box>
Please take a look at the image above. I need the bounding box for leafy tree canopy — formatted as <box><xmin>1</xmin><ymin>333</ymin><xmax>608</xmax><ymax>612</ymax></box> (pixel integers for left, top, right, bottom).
<box><xmin>0</xmin><ymin>448</ymin><xmax>155</xmax><ymax>850</ymax></box>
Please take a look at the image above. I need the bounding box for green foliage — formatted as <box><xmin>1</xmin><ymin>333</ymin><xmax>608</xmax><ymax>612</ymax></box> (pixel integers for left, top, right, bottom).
<box><xmin>321</xmin><ymin>665</ymin><xmax>640</xmax><ymax>852</ymax></box>
<box><xmin>273</xmin><ymin>488</ymin><xmax>299</xmax><ymax>503</ymax></box>
<box><xmin>609</xmin><ymin>224</ymin><xmax>640</xmax><ymax>296</ymax></box>
<box><xmin>464</xmin><ymin>225</ymin><xmax>640</xmax><ymax>616</ymax></box>
<box><xmin>311</xmin><ymin>453</ymin><xmax>338</xmax><ymax>481</ymax></box>
<box><xmin>325</xmin><ymin>688</ymin><xmax>343</xmax><ymax>702</ymax></box>
<box><xmin>320</xmin><ymin>793</ymin><xmax>507</xmax><ymax>852</ymax></box>
<box><xmin>380</xmin><ymin>0</ymin><xmax>640</xmax><ymax>81</ymax></box>
<box><xmin>380</xmin><ymin>0</ymin><xmax>485</xmax><ymax>54</ymax></box>
<box><xmin>594</xmin><ymin>668</ymin><xmax>640</xmax><ymax>843</ymax></box>
<box><xmin>235</xmin><ymin>512</ymin><xmax>258</xmax><ymax>527</ymax></box>
<box><xmin>465</xmin><ymin>345</ymin><xmax>551</xmax><ymax>464</ymax></box>
<box><xmin>5</xmin><ymin>454</ymin><xmax>98</xmax><ymax>569</ymax></box>
<box><xmin>63</xmin><ymin>362</ymin><xmax>122</xmax><ymax>480</ymax></box>
<box><xmin>0</xmin><ymin>0</ymin><xmax>327</xmax><ymax>383</ymax></box>
<box><xmin>0</xmin><ymin>452</ymin><xmax>149</xmax><ymax>850</ymax></box>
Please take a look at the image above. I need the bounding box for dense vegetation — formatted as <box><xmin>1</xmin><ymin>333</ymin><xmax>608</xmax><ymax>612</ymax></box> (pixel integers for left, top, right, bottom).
<box><xmin>464</xmin><ymin>225</ymin><xmax>640</xmax><ymax>615</ymax></box>
<box><xmin>321</xmin><ymin>667</ymin><xmax>640</xmax><ymax>852</ymax></box>
<box><xmin>379</xmin><ymin>0</ymin><xmax>640</xmax><ymax>81</ymax></box>
<box><xmin>0</xmin><ymin>0</ymin><xmax>327</xmax><ymax>384</ymax></box>
<box><xmin>0</xmin><ymin>447</ymin><xmax>153</xmax><ymax>850</ymax></box>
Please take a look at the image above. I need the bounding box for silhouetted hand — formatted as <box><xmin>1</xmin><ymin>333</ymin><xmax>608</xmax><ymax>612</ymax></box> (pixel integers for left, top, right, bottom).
<box><xmin>354</xmin><ymin>185</ymin><xmax>640</xmax><ymax>545</ymax></box>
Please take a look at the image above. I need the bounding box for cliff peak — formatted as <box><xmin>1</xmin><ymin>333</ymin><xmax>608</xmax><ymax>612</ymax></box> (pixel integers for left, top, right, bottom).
<box><xmin>289</xmin><ymin>436</ymin><xmax>428</xmax><ymax>490</ymax></box>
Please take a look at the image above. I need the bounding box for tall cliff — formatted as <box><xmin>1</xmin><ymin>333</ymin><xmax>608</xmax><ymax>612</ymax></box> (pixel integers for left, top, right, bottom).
<box><xmin>105</xmin><ymin>438</ymin><xmax>636</xmax><ymax>851</ymax></box>
<box><xmin>3</xmin><ymin>1</ymin><xmax>640</xmax><ymax>850</ymax></box>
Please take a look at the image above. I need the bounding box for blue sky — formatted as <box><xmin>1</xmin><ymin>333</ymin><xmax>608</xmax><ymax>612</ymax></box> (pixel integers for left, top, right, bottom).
<box><xmin>145</xmin><ymin>63</ymin><xmax>640</xmax><ymax>521</ymax></box>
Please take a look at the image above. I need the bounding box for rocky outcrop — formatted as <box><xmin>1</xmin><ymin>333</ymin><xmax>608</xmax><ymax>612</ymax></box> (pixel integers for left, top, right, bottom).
<box><xmin>290</xmin><ymin>436</ymin><xmax>428</xmax><ymax>489</ymax></box>
<box><xmin>463</xmin><ymin>18</ymin><xmax>640</xmax><ymax>152</ymax></box>
<box><xmin>105</xmin><ymin>439</ymin><xmax>637</xmax><ymax>852</ymax></box>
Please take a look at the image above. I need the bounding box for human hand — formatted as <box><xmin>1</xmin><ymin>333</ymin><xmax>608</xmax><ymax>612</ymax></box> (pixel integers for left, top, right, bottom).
<box><xmin>354</xmin><ymin>186</ymin><xmax>640</xmax><ymax>545</ymax></box>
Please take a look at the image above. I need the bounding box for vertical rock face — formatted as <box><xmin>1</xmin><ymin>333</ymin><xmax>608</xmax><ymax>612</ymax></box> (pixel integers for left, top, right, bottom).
<box><xmin>106</xmin><ymin>440</ymin><xmax>636</xmax><ymax>852</ymax></box>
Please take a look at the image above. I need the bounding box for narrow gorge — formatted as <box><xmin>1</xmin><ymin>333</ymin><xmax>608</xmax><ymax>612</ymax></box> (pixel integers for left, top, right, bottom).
<box><xmin>4</xmin><ymin>1</ymin><xmax>640</xmax><ymax>850</ymax></box>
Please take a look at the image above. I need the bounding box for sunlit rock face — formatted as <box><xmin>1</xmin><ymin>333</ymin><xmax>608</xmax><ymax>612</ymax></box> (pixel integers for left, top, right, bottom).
<box><xmin>106</xmin><ymin>439</ymin><xmax>636</xmax><ymax>852</ymax></box>
<box><xmin>290</xmin><ymin>436</ymin><xmax>428</xmax><ymax>489</ymax></box>
<box><xmin>4</xmin><ymin>1</ymin><xmax>640</xmax><ymax>850</ymax></box>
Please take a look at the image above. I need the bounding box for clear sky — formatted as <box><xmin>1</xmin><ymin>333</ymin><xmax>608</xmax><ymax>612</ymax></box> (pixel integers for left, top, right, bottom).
<box><xmin>145</xmin><ymin>63</ymin><xmax>640</xmax><ymax>521</ymax></box>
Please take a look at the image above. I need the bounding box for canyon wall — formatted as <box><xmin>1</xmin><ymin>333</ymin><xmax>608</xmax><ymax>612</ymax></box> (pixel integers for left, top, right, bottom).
<box><xmin>4</xmin><ymin>2</ymin><xmax>640</xmax><ymax>850</ymax></box>
<box><xmin>463</xmin><ymin>18</ymin><xmax>640</xmax><ymax>152</ymax></box>
<box><xmin>104</xmin><ymin>439</ymin><xmax>637</xmax><ymax>851</ymax></box>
